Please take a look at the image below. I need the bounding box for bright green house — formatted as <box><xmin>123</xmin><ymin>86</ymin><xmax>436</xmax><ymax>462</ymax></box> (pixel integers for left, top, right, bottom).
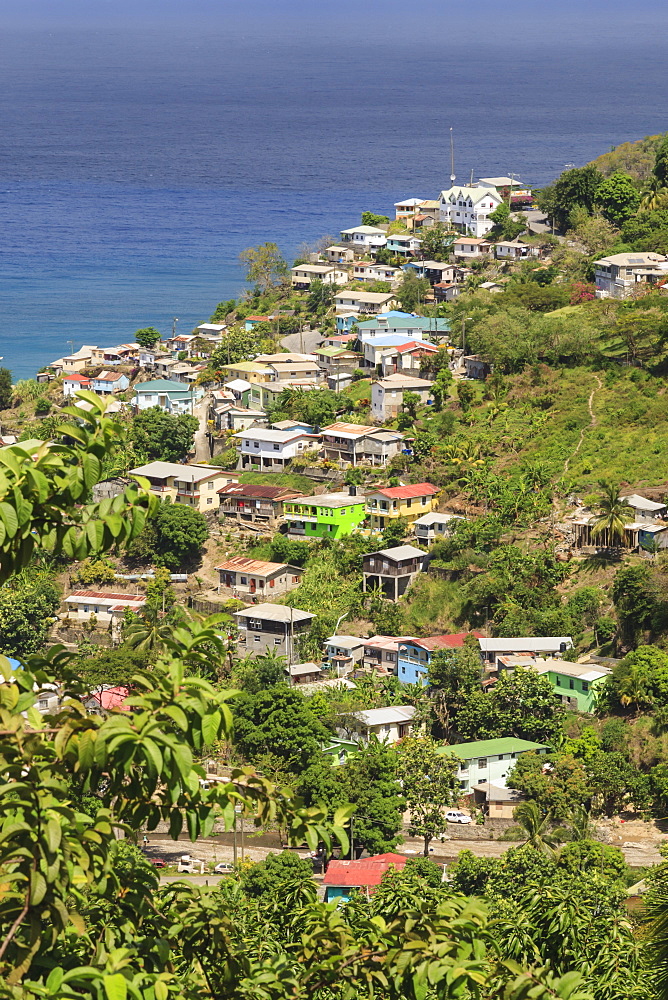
<box><xmin>283</xmin><ymin>492</ymin><xmax>367</xmax><ymax>539</ymax></box>
<box><xmin>534</xmin><ymin>659</ymin><xmax>612</xmax><ymax>713</ymax></box>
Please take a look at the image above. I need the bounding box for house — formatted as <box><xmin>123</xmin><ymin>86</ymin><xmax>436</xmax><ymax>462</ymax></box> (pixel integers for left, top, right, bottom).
<box><xmin>365</xmin><ymin>483</ymin><xmax>439</xmax><ymax>531</ymax></box>
<box><xmin>433</xmin><ymin>282</ymin><xmax>461</xmax><ymax>302</ymax></box>
<box><xmin>356</xmin><ymin>315</ymin><xmax>450</xmax><ymax>340</ymax></box>
<box><xmin>397</xmin><ymin>633</ymin><xmax>483</xmax><ymax>685</ymax></box>
<box><xmin>478</xmin><ymin>636</ymin><xmax>573</xmax><ymax>668</ymax></box>
<box><xmin>438</xmin><ymin>184</ymin><xmax>502</xmax><ymax>237</ymax></box>
<box><xmin>360</xmin><ymin>334</ymin><xmax>433</xmax><ymax>371</ymax></box>
<box><xmin>324</xmin><ymin>245</ymin><xmax>355</xmax><ymax>264</ymax></box>
<box><xmin>413</xmin><ymin>511</ymin><xmax>465</xmax><ymax>545</ymax></box>
<box><xmin>217</xmin><ymin>483</ymin><xmax>304</xmax><ymax>525</ymax></box>
<box><xmin>405</xmin><ymin>260</ymin><xmax>459</xmax><ymax>285</ymax></box>
<box><xmin>268</xmin><ymin>360</ymin><xmax>322</xmax><ymax>382</ymax></box>
<box><xmin>234</xmin><ymin>603</ymin><xmax>315</xmax><ymax>658</ymax></box>
<box><xmin>348</xmin><ymin>705</ymin><xmax>416</xmax><ymax>744</ymax></box>
<box><xmin>379</xmin><ymin>340</ymin><xmax>439</xmax><ymax>376</ymax></box>
<box><xmin>493</xmin><ymin>240</ymin><xmax>537</xmax><ymax>260</ymax></box>
<box><xmin>593</xmin><ymin>252</ymin><xmax>668</xmax><ymax>299</ymax></box>
<box><xmin>327</xmin><ymin>372</ymin><xmax>355</xmax><ymax>392</ymax></box>
<box><xmin>49</xmin><ymin>345</ymin><xmax>97</xmax><ymax>375</ymax></box>
<box><xmin>478</xmin><ymin>281</ymin><xmax>504</xmax><ymax>293</ymax></box>
<box><xmin>233</xmin><ymin>427</ymin><xmax>321</xmax><ymax>471</ymax></box>
<box><xmin>324</xmin><ymin>635</ymin><xmax>367</xmax><ymax>674</ymax></box>
<box><xmin>288</xmin><ymin>662</ymin><xmax>325</xmax><ymax>685</ymax></box>
<box><xmin>452</xmin><ymin>237</ymin><xmax>493</xmax><ymax>259</ymax></box>
<box><xmin>339</xmin><ymin>225</ymin><xmax>388</xmax><ymax>254</ymax></box>
<box><xmin>90</xmin><ymin>370</ymin><xmax>130</xmax><ymax>395</ymax></box>
<box><xmin>133</xmin><ymin>379</ymin><xmax>201</xmax><ymax>415</ymax></box>
<box><xmin>362</xmin><ymin>545</ymin><xmax>427</xmax><ymax>600</ymax></box>
<box><xmin>320</xmin><ymin>422</ymin><xmax>404</xmax><ymax>467</ymax></box>
<box><xmin>413</xmin><ymin>199</ymin><xmax>440</xmax><ymax>224</ymax></box>
<box><xmin>250</xmin><ymin>379</ymin><xmax>322</xmax><ymax>411</ymax></box>
<box><xmin>216</xmin><ymin>556</ymin><xmax>303</xmax><ymax>598</ymax></box>
<box><xmin>371</xmin><ymin>373</ymin><xmax>434</xmax><ymax>421</ymax></box>
<box><xmin>164</xmin><ymin>333</ymin><xmax>198</xmax><ymax>355</ymax></box>
<box><xmin>623</xmin><ymin>493</ymin><xmax>668</xmax><ymax>522</ymax></box>
<box><xmin>394</xmin><ymin>197</ymin><xmax>426</xmax><ymax>220</ymax></box>
<box><xmin>84</xmin><ymin>686</ymin><xmax>130</xmax><ymax>715</ymax></box>
<box><xmin>362</xmin><ymin>635</ymin><xmax>415</xmax><ymax>674</ymax></box>
<box><xmin>471</xmin><ymin>782</ymin><xmax>527</xmax><ymax>819</ymax></box>
<box><xmin>196</xmin><ymin>322</ymin><xmax>226</xmax><ymax>338</ymax></box>
<box><xmin>282</xmin><ymin>490</ymin><xmax>367</xmax><ymax>539</ymax></box>
<box><xmin>437</xmin><ymin>737</ymin><xmax>550</xmax><ymax>792</ymax></box>
<box><xmin>63</xmin><ymin>590</ymin><xmax>146</xmax><ymax>637</ymax></box>
<box><xmin>62</xmin><ymin>373</ymin><xmax>91</xmax><ymax>397</ymax></box>
<box><xmin>211</xmin><ymin>403</ymin><xmax>267</xmax><ymax>432</ymax></box>
<box><xmin>219</xmin><ymin>361</ymin><xmax>273</xmax><ymax>384</ymax></box>
<box><xmin>243</xmin><ymin>314</ymin><xmax>277</xmax><ymax>331</ymax></box>
<box><xmin>334</xmin><ymin>290</ymin><xmax>399</xmax><ymax>315</ymax></box>
<box><xmin>323</xmin><ymin>853</ymin><xmax>408</xmax><ymax>903</ymax></box>
<box><xmin>463</xmin><ymin>355</ymin><xmax>492</xmax><ymax>380</ymax></box>
<box><xmin>129</xmin><ymin>462</ymin><xmax>238</xmax><ymax>513</ymax></box>
<box><xmin>497</xmin><ymin>655</ymin><xmax>611</xmax><ymax>713</ymax></box>
<box><xmin>315</xmin><ymin>346</ymin><xmax>362</xmax><ymax>374</ymax></box>
<box><xmin>352</xmin><ymin>262</ymin><xmax>402</xmax><ymax>284</ymax></box>
<box><xmin>386</xmin><ymin>234</ymin><xmax>422</xmax><ymax>257</ymax></box>
<box><xmin>478</xmin><ymin>176</ymin><xmax>533</xmax><ymax>205</ymax></box>
<box><xmin>291</xmin><ymin>264</ymin><xmax>348</xmax><ymax>288</ymax></box>
<box><xmin>221</xmin><ymin>378</ymin><xmax>253</xmax><ymax>404</ymax></box>
<box><xmin>321</xmin><ymin>736</ymin><xmax>359</xmax><ymax>766</ymax></box>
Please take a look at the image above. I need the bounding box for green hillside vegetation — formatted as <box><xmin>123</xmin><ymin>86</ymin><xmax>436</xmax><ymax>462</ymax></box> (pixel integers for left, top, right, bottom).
<box><xmin>589</xmin><ymin>132</ymin><xmax>668</xmax><ymax>182</ymax></box>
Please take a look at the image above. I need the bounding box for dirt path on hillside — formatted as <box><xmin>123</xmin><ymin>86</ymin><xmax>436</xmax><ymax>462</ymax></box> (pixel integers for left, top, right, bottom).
<box><xmin>193</xmin><ymin>395</ymin><xmax>211</xmax><ymax>463</ymax></box>
<box><xmin>564</xmin><ymin>374</ymin><xmax>602</xmax><ymax>474</ymax></box>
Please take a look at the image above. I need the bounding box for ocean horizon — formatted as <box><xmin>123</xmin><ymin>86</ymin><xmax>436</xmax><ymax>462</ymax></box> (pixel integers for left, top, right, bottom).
<box><xmin>2</xmin><ymin>5</ymin><xmax>668</xmax><ymax>379</ymax></box>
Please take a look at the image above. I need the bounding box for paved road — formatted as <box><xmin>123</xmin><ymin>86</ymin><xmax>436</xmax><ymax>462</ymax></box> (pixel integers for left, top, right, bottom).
<box><xmin>281</xmin><ymin>327</ymin><xmax>322</xmax><ymax>355</ymax></box>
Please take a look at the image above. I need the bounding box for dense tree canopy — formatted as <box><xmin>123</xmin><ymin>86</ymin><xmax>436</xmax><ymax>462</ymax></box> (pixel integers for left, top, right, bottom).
<box><xmin>131</xmin><ymin>407</ymin><xmax>198</xmax><ymax>463</ymax></box>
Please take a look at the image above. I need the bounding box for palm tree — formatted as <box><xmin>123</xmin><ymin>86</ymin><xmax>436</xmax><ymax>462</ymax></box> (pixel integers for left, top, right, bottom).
<box><xmin>590</xmin><ymin>482</ymin><xmax>632</xmax><ymax>548</ymax></box>
<box><xmin>640</xmin><ymin>176</ymin><xmax>668</xmax><ymax>211</ymax></box>
<box><xmin>512</xmin><ymin>801</ymin><xmax>560</xmax><ymax>857</ymax></box>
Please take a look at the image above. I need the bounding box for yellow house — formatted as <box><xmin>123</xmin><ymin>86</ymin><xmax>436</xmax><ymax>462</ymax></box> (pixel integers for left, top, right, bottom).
<box><xmin>129</xmin><ymin>462</ymin><xmax>238</xmax><ymax>513</ymax></box>
<box><xmin>220</xmin><ymin>361</ymin><xmax>273</xmax><ymax>384</ymax></box>
<box><xmin>365</xmin><ymin>482</ymin><xmax>439</xmax><ymax>531</ymax></box>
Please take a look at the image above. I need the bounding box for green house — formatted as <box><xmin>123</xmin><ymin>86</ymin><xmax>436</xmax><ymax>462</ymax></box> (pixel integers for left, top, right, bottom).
<box><xmin>534</xmin><ymin>659</ymin><xmax>612</xmax><ymax>713</ymax></box>
<box><xmin>283</xmin><ymin>492</ymin><xmax>367</xmax><ymax>539</ymax></box>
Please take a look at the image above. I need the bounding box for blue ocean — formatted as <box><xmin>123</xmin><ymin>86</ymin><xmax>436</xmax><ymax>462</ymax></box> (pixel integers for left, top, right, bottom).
<box><xmin>2</xmin><ymin>2</ymin><xmax>668</xmax><ymax>378</ymax></box>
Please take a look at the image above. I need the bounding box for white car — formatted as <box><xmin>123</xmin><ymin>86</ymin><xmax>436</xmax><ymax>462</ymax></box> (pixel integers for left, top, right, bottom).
<box><xmin>445</xmin><ymin>810</ymin><xmax>472</xmax><ymax>825</ymax></box>
<box><xmin>213</xmin><ymin>862</ymin><xmax>235</xmax><ymax>874</ymax></box>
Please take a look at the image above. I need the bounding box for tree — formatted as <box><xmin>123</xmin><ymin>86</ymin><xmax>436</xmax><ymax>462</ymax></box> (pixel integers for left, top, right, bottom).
<box><xmin>606</xmin><ymin>645</ymin><xmax>668</xmax><ymax>713</ymax></box>
<box><xmin>239</xmin><ymin>242</ymin><xmax>288</xmax><ymax>293</ymax></box>
<box><xmin>232</xmin><ymin>649</ymin><xmax>287</xmax><ymax>694</ymax></box>
<box><xmin>209</xmin><ymin>298</ymin><xmax>236</xmax><ymax>323</ymax></box>
<box><xmin>431</xmin><ymin>368</ymin><xmax>453</xmax><ymax>410</ymax></box>
<box><xmin>590</xmin><ymin>481</ymin><xmax>632</xmax><ymax>547</ymax></box>
<box><xmin>380</xmin><ymin>517</ymin><xmax>409</xmax><ymax>548</ymax></box>
<box><xmin>488</xmin><ymin>203</ymin><xmax>525</xmax><ymax>241</ymax></box>
<box><xmin>397</xmin><ymin>735</ymin><xmax>459</xmax><ymax>855</ymax></box>
<box><xmin>402</xmin><ymin>391</ymin><xmax>420</xmax><ymax>419</ymax></box>
<box><xmin>511</xmin><ymin>801</ymin><xmax>560</xmax><ymax>857</ymax></box>
<box><xmin>0</xmin><ymin>367</ymin><xmax>12</xmax><ymax>409</ymax></box>
<box><xmin>396</xmin><ymin>271</ymin><xmax>429</xmax><ymax>312</ymax></box>
<box><xmin>544</xmin><ymin>164</ymin><xmax>604</xmax><ymax>231</ymax></box>
<box><xmin>152</xmin><ymin>501</ymin><xmax>208</xmax><ymax>570</ymax></box>
<box><xmin>361</xmin><ymin>211</ymin><xmax>389</xmax><ymax>227</ymax></box>
<box><xmin>307</xmin><ymin>278</ymin><xmax>336</xmax><ymax>313</ymax></box>
<box><xmin>239</xmin><ymin>851</ymin><xmax>314</xmax><ymax>900</ymax></box>
<box><xmin>134</xmin><ymin>326</ymin><xmax>162</xmax><ymax>349</ymax></box>
<box><xmin>0</xmin><ymin>574</ymin><xmax>60</xmax><ymax>657</ymax></box>
<box><xmin>612</xmin><ymin>563</ymin><xmax>659</xmax><ymax>645</ymax></box>
<box><xmin>131</xmin><ymin>407</ymin><xmax>198</xmax><ymax>463</ymax></box>
<box><xmin>428</xmin><ymin>642</ymin><xmax>482</xmax><ymax>739</ymax></box>
<box><xmin>595</xmin><ymin>171</ymin><xmax>640</xmax><ymax>225</ymax></box>
<box><xmin>457</xmin><ymin>667</ymin><xmax>562</xmax><ymax>744</ymax></box>
<box><xmin>507</xmin><ymin>751</ymin><xmax>592</xmax><ymax>822</ymax></box>
<box><xmin>417</xmin><ymin>224</ymin><xmax>456</xmax><ymax>261</ymax></box>
<box><xmin>232</xmin><ymin>686</ymin><xmax>329</xmax><ymax>773</ymax></box>
<box><xmin>457</xmin><ymin>381</ymin><xmax>475</xmax><ymax>411</ymax></box>
<box><xmin>343</xmin><ymin>739</ymin><xmax>405</xmax><ymax>855</ymax></box>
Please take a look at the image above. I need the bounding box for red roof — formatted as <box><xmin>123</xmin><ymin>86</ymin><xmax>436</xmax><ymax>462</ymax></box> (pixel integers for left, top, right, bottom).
<box><xmin>89</xmin><ymin>686</ymin><xmax>130</xmax><ymax>711</ymax></box>
<box><xmin>410</xmin><ymin>631</ymin><xmax>484</xmax><ymax>651</ymax></box>
<box><xmin>395</xmin><ymin>341</ymin><xmax>438</xmax><ymax>355</ymax></box>
<box><xmin>323</xmin><ymin>852</ymin><xmax>408</xmax><ymax>888</ymax></box>
<box><xmin>372</xmin><ymin>482</ymin><xmax>439</xmax><ymax>500</ymax></box>
<box><xmin>63</xmin><ymin>374</ymin><xmax>91</xmax><ymax>383</ymax></box>
<box><xmin>68</xmin><ymin>590</ymin><xmax>145</xmax><ymax>602</ymax></box>
<box><xmin>217</xmin><ymin>483</ymin><xmax>304</xmax><ymax>500</ymax></box>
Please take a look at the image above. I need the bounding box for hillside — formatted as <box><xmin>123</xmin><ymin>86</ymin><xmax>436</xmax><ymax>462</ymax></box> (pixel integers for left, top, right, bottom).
<box><xmin>588</xmin><ymin>132</ymin><xmax>667</xmax><ymax>182</ymax></box>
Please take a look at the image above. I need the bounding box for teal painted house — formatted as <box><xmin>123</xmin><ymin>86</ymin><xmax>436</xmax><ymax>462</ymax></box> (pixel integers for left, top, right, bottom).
<box><xmin>283</xmin><ymin>491</ymin><xmax>367</xmax><ymax>539</ymax></box>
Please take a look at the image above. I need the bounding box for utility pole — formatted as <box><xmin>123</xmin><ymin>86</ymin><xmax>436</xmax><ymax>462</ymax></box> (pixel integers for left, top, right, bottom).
<box><xmin>172</xmin><ymin>317</ymin><xmax>179</xmax><ymax>338</ymax></box>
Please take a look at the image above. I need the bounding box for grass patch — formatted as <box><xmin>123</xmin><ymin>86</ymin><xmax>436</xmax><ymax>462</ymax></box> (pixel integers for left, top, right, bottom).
<box><xmin>402</xmin><ymin>573</ymin><xmax>465</xmax><ymax>635</ymax></box>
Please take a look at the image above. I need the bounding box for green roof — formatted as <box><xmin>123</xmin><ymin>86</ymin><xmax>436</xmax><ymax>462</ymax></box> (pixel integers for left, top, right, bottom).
<box><xmin>222</xmin><ymin>361</ymin><xmax>271</xmax><ymax>373</ymax></box>
<box><xmin>317</xmin><ymin>345</ymin><xmax>359</xmax><ymax>358</ymax></box>
<box><xmin>135</xmin><ymin>380</ymin><xmax>193</xmax><ymax>393</ymax></box>
<box><xmin>437</xmin><ymin>737</ymin><xmax>550</xmax><ymax>760</ymax></box>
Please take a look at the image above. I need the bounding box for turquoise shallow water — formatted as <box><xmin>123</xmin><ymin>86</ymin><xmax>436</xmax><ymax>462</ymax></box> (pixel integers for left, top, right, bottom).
<box><xmin>1</xmin><ymin>12</ymin><xmax>668</xmax><ymax>378</ymax></box>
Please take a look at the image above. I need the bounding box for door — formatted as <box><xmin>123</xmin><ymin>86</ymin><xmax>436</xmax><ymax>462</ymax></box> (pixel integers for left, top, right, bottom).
<box><xmin>249</xmin><ymin>578</ymin><xmax>256</xmax><ymax>594</ymax></box>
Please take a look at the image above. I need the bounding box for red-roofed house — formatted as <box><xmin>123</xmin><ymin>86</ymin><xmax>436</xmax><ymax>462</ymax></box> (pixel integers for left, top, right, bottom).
<box><xmin>63</xmin><ymin>590</ymin><xmax>146</xmax><ymax>637</ymax></box>
<box><xmin>90</xmin><ymin>370</ymin><xmax>130</xmax><ymax>394</ymax></box>
<box><xmin>365</xmin><ymin>482</ymin><xmax>439</xmax><ymax>531</ymax></box>
<box><xmin>215</xmin><ymin>556</ymin><xmax>304</xmax><ymax>597</ymax></box>
<box><xmin>380</xmin><ymin>340</ymin><xmax>439</xmax><ymax>376</ymax></box>
<box><xmin>85</xmin><ymin>685</ymin><xmax>130</xmax><ymax>714</ymax></box>
<box><xmin>397</xmin><ymin>633</ymin><xmax>485</xmax><ymax>685</ymax></box>
<box><xmin>218</xmin><ymin>482</ymin><xmax>304</xmax><ymax>524</ymax></box>
<box><xmin>63</xmin><ymin>373</ymin><xmax>92</xmax><ymax>397</ymax></box>
<box><xmin>323</xmin><ymin>853</ymin><xmax>408</xmax><ymax>902</ymax></box>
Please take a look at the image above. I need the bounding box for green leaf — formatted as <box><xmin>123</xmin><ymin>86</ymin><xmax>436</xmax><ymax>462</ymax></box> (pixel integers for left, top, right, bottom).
<box><xmin>103</xmin><ymin>974</ymin><xmax>128</xmax><ymax>1000</ymax></box>
<box><xmin>29</xmin><ymin>871</ymin><xmax>47</xmax><ymax>905</ymax></box>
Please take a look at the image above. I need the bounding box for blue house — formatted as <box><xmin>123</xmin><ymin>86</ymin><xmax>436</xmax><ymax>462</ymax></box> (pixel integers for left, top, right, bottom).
<box><xmin>397</xmin><ymin>634</ymin><xmax>481</xmax><ymax>685</ymax></box>
<box><xmin>133</xmin><ymin>379</ymin><xmax>202</xmax><ymax>415</ymax></box>
<box><xmin>90</xmin><ymin>371</ymin><xmax>130</xmax><ymax>394</ymax></box>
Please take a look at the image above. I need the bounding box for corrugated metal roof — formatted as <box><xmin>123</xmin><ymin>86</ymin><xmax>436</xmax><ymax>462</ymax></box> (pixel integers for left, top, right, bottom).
<box><xmin>370</xmin><ymin>483</ymin><xmax>438</xmax><ymax>500</ymax></box>
<box><xmin>215</xmin><ymin>556</ymin><xmax>301</xmax><ymax>575</ymax></box>
<box><xmin>323</xmin><ymin>853</ymin><xmax>408</xmax><ymax>887</ymax></box>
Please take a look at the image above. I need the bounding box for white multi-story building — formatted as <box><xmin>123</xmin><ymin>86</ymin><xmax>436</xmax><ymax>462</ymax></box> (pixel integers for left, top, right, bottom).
<box><xmin>233</xmin><ymin>427</ymin><xmax>321</xmax><ymax>472</ymax></box>
<box><xmin>593</xmin><ymin>252</ymin><xmax>668</xmax><ymax>299</ymax></box>
<box><xmin>438</xmin><ymin>184</ymin><xmax>502</xmax><ymax>237</ymax></box>
<box><xmin>339</xmin><ymin>225</ymin><xmax>388</xmax><ymax>254</ymax></box>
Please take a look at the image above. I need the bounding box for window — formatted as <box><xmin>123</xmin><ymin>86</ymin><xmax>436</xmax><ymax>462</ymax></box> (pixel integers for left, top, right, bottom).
<box><xmin>83</xmin><ymin>605</ymin><xmax>89</xmax><ymax>613</ymax></box>
<box><xmin>405</xmin><ymin>498</ymin><xmax>412</xmax><ymax>508</ymax></box>
<box><xmin>569</xmin><ymin>679</ymin><xmax>575</xmax><ymax>690</ymax></box>
<box><xmin>273</xmin><ymin>444</ymin><xmax>279</xmax><ymax>451</ymax></box>
<box><xmin>248</xmin><ymin>618</ymin><xmax>262</xmax><ymax>630</ymax></box>
<box><xmin>269</xmin><ymin>579</ymin><xmax>274</xmax><ymax>588</ymax></box>
<box><xmin>240</xmin><ymin>576</ymin><xmax>247</xmax><ymax>585</ymax></box>
<box><xmin>274</xmin><ymin>637</ymin><xmax>281</xmax><ymax>646</ymax></box>
<box><xmin>38</xmin><ymin>699</ymin><xmax>49</xmax><ymax>710</ymax></box>
<box><xmin>582</xmin><ymin>681</ymin><xmax>589</xmax><ymax>692</ymax></box>
<box><xmin>207</xmin><ymin>497</ymin><xmax>213</xmax><ymax>504</ymax></box>
<box><xmin>478</xmin><ymin>758</ymin><xmax>488</xmax><ymax>769</ymax></box>
<box><xmin>254</xmin><ymin>636</ymin><xmax>261</xmax><ymax>643</ymax></box>
<box><xmin>208</xmin><ymin>481</ymin><xmax>213</xmax><ymax>489</ymax></box>
<box><xmin>253</xmin><ymin>442</ymin><xmax>259</xmax><ymax>449</ymax></box>
<box><xmin>401</xmin><ymin>666</ymin><xmax>406</xmax><ymax>674</ymax></box>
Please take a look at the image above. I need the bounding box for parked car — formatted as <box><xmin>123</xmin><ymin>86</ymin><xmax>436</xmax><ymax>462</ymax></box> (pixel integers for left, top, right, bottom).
<box><xmin>445</xmin><ymin>810</ymin><xmax>472</xmax><ymax>825</ymax></box>
<box><xmin>148</xmin><ymin>858</ymin><xmax>166</xmax><ymax>868</ymax></box>
<box><xmin>213</xmin><ymin>862</ymin><xmax>235</xmax><ymax>874</ymax></box>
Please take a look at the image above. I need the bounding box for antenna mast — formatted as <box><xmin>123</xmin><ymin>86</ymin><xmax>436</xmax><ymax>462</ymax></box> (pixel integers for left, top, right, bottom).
<box><xmin>450</xmin><ymin>128</ymin><xmax>456</xmax><ymax>185</ymax></box>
